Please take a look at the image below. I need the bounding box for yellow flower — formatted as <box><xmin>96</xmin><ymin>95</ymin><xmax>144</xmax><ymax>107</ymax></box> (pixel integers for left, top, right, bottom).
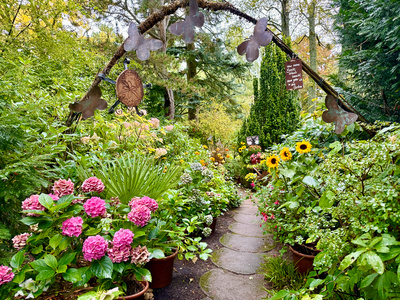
<box><xmin>162</xmin><ymin>157</ymin><xmax>167</xmax><ymax>160</ymax></box>
<box><xmin>203</xmin><ymin>145</ymin><xmax>208</xmax><ymax>149</ymax></box>
<box><xmin>185</xmin><ymin>152</ymin><xmax>188</xmax><ymax>155</ymax></box>
<box><xmin>195</xmin><ymin>151</ymin><xmax>200</xmax><ymax>155</ymax></box>
<box><xmin>241</xmin><ymin>142</ymin><xmax>245</xmax><ymax>145</ymax></box>
<box><xmin>210</xmin><ymin>157</ymin><xmax>215</xmax><ymax>162</ymax></box>
<box><xmin>238</xmin><ymin>148</ymin><xmax>243</xmax><ymax>153</ymax></box>
<box><xmin>216</xmin><ymin>148</ymin><xmax>220</xmax><ymax>151</ymax></box>
<box><xmin>296</xmin><ymin>140</ymin><xmax>312</xmax><ymax>154</ymax></box>
<box><xmin>200</xmin><ymin>159</ymin><xmax>205</xmax><ymax>166</ymax></box>
<box><xmin>279</xmin><ymin>147</ymin><xmax>292</xmax><ymax>161</ymax></box>
<box><xmin>180</xmin><ymin>159</ymin><xmax>184</xmax><ymax>164</ymax></box>
<box><xmin>225</xmin><ymin>148</ymin><xmax>229</xmax><ymax>152</ymax></box>
<box><xmin>266</xmin><ymin>154</ymin><xmax>280</xmax><ymax>169</ymax></box>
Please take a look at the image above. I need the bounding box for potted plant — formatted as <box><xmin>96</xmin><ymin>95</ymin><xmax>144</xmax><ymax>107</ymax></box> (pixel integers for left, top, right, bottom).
<box><xmin>1</xmin><ymin>177</ymin><xmax>158</xmax><ymax>299</ymax></box>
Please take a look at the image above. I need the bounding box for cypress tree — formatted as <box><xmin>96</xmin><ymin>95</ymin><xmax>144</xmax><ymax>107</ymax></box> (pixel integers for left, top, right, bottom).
<box><xmin>239</xmin><ymin>43</ymin><xmax>299</xmax><ymax>150</ymax></box>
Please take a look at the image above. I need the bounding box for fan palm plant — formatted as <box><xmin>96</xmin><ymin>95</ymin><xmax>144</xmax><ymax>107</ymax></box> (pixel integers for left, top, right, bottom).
<box><xmin>76</xmin><ymin>153</ymin><xmax>182</xmax><ymax>203</ymax></box>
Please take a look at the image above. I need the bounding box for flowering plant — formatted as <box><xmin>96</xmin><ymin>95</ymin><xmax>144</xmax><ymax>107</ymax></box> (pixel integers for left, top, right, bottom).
<box><xmin>1</xmin><ymin>177</ymin><xmax>159</xmax><ymax>299</ymax></box>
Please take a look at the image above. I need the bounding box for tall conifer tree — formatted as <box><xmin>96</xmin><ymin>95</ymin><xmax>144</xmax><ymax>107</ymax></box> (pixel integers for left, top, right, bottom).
<box><xmin>239</xmin><ymin>43</ymin><xmax>299</xmax><ymax>149</ymax></box>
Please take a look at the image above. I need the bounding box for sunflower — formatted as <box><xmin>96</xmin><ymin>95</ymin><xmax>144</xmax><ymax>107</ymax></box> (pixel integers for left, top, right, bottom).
<box><xmin>279</xmin><ymin>147</ymin><xmax>292</xmax><ymax>161</ymax></box>
<box><xmin>296</xmin><ymin>140</ymin><xmax>312</xmax><ymax>154</ymax></box>
<box><xmin>266</xmin><ymin>154</ymin><xmax>280</xmax><ymax>169</ymax></box>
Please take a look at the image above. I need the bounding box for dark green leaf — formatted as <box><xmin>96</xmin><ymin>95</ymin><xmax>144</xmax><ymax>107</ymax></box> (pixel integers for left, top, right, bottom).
<box><xmin>85</xmin><ymin>227</ymin><xmax>101</xmax><ymax>236</ymax></box>
<box><xmin>58</xmin><ymin>252</ymin><xmax>76</xmax><ymax>266</ymax></box>
<box><xmin>360</xmin><ymin>273</ymin><xmax>379</xmax><ymax>289</ymax></box>
<box><xmin>44</xmin><ymin>254</ymin><xmax>58</xmax><ymax>270</ymax></box>
<box><xmin>135</xmin><ymin>267</ymin><xmax>152</xmax><ymax>282</ymax></box>
<box><xmin>36</xmin><ymin>269</ymin><xmax>55</xmax><ymax>280</ymax></box>
<box><xmin>39</xmin><ymin>194</ymin><xmax>54</xmax><ymax>210</ymax></box>
<box><xmin>339</xmin><ymin>249</ymin><xmax>366</xmax><ymax>270</ymax></box>
<box><xmin>319</xmin><ymin>191</ymin><xmax>335</xmax><ymax>209</ymax></box>
<box><xmin>63</xmin><ymin>268</ymin><xmax>82</xmax><ymax>283</ymax></box>
<box><xmin>366</xmin><ymin>251</ymin><xmax>384</xmax><ymax>274</ymax></box>
<box><xmin>90</xmin><ymin>256</ymin><xmax>113</xmax><ymax>279</ymax></box>
<box><xmin>10</xmin><ymin>250</ymin><xmax>25</xmax><ymax>269</ymax></box>
<box><xmin>148</xmin><ymin>227</ymin><xmax>159</xmax><ymax>240</ymax></box>
<box><xmin>31</xmin><ymin>244</ymin><xmax>43</xmax><ymax>255</ymax></box>
<box><xmin>150</xmin><ymin>249</ymin><xmax>165</xmax><ymax>259</ymax></box>
<box><xmin>269</xmin><ymin>290</ymin><xmax>290</xmax><ymax>300</ymax></box>
<box><xmin>31</xmin><ymin>259</ymin><xmax>52</xmax><ymax>272</ymax></box>
<box><xmin>49</xmin><ymin>234</ymin><xmax>63</xmax><ymax>250</ymax></box>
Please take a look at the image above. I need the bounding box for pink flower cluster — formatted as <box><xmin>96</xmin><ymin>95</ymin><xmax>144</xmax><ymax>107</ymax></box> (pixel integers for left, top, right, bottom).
<box><xmin>12</xmin><ymin>232</ymin><xmax>31</xmax><ymax>250</ymax></box>
<box><xmin>82</xmin><ymin>235</ymin><xmax>108</xmax><ymax>261</ymax></box>
<box><xmin>107</xmin><ymin>246</ymin><xmax>131</xmax><ymax>263</ymax></box>
<box><xmin>149</xmin><ymin>117</ymin><xmax>160</xmax><ymax>128</ymax></box>
<box><xmin>107</xmin><ymin>229</ymin><xmax>134</xmax><ymax>263</ymax></box>
<box><xmin>113</xmin><ymin>229</ymin><xmax>134</xmax><ymax>248</ymax></box>
<box><xmin>62</xmin><ymin>217</ymin><xmax>83</xmax><ymax>237</ymax></box>
<box><xmin>131</xmin><ymin>245</ymin><xmax>150</xmax><ymax>264</ymax></box>
<box><xmin>84</xmin><ymin>197</ymin><xmax>106</xmax><ymax>217</ymax></box>
<box><xmin>261</xmin><ymin>212</ymin><xmax>275</xmax><ymax>222</ymax></box>
<box><xmin>129</xmin><ymin>196</ymin><xmax>158</xmax><ymax>212</ymax></box>
<box><xmin>128</xmin><ymin>205</ymin><xmax>151</xmax><ymax>227</ymax></box>
<box><xmin>49</xmin><ymin>194</ymin><xmax>59</xmax><ymax>201</ymax></box>
<box><xmin>0</xmin><ymin>265</ymin><xmax>14</xmax><ymax>285</ymax></box>
<box><xmin>22</xmin><ymin>195</ymin><xmax>45</xmax><ymax>216</ymax></box>
<box><xmin>164</xmin><ymin>125</ymin><xmax>173</xmax><ymax>131</ymax></box>
<box><xmin>250</xmin><ymin>152</ymin><xmax>262</xmax><ymax>164</ymax></box>
<box><xmin>53</xmin><ymin>179</ymin><xmax>74</xmax><ymax>197</ymax></box>
<box><xmin>81</xmin><ymin>177</ymin><xmax>105</xmax><ymax>194</ymax></box>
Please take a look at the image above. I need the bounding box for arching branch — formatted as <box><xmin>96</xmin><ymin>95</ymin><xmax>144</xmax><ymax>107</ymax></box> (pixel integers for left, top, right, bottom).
<box><xmin>67</xmin><ymin>0</ymin><xmax>369</xmax><ymax>127</ymax></box>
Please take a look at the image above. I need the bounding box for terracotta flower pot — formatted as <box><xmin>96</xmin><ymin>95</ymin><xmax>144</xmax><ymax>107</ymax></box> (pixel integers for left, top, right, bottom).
<box><xmin>289</xmin><ymin>245</ymin><xmax>317</xmax><ymax>275</ymax></box>
<box><xmin>145</xmin><ymin>249</ymin><xmax>178</xmax><ymax>289</ymax></box>
<box><xmin>117</xmin><ymin>281</ymin><xmax>149</xmax><ymax>300</ymax></box>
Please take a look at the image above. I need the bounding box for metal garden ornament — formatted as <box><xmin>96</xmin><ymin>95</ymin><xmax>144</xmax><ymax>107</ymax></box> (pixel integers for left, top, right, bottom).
<box><xmin>237</xmin><ymin>17</ymin><xmax>273</xmax><ymax>62</ymax></box>
<box><xmin>169</xmin><ymin>0</ymin><xmax>204</xmax><ymax>44</ymax></box>
<box><xmin>322</xmin><ymin>95</ymin><xmax>358</xmax><ymax>134</ymax></box>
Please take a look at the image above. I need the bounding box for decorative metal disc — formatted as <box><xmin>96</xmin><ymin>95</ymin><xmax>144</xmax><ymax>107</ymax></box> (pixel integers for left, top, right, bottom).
<box><xmin>115</xmin><ymin>69</ymin><xmax>144</xmax><ymax>107</ymax></box>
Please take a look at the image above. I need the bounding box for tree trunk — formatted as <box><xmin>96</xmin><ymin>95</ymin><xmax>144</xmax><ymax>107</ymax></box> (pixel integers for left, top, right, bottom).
<box><xmin>187</xmin><ymin>42</ymin><xmax>197</xmax><ymax>121</ymax></box>
<box><xmin>157</xmin><ymin>1</ymin><xmax>175</xmax><ymax>119</ymax></box>
<box><xmin>281</xmin><ymin>0</ymin><xmax>290</xmax><ymax>38</ymax></box>
<box><xmin>307</xmin><ymin>0</ymin><xmax>317</xmax><ymax>112</ymax></box>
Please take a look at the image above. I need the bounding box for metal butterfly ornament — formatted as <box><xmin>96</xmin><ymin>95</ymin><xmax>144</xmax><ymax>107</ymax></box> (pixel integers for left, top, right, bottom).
<box><xmin>237</xmin><ymin>17</ymin><xmax>273</xmax><ymax>62</ymax></box>
<box><xmin>169</xmin><ymin>0</ymin><xmax>204</xmax><ymax>44</ymax></box>
<box><xmin>69</xmin><ymin>86</ymin><xmax>108</xmax><ymax>120</ymax></box>
<box><xmin>322</xmin><ymin>95</ymin><xmax>358</xmax><ymax>134</ymax></box>
<box><xmin>124</xmin><ymin>23</ymin><xmax>163</xmax><ymax>61</ymax></box>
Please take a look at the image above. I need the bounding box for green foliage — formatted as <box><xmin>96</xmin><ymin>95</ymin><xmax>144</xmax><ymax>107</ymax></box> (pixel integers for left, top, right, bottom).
<box><xmin>260</xmin><ymin>255</ymin><xmax>306</xmax><ymax>291</ymax></box>
<box><xmin>333</xmin><ymin>0</ymin><xmax>400</xmax><ymax>122</ymax></box>
<box><xmin>76</xmin><ymin>153</ymin><xmax>182</xmax><ymax>204</ymax></box>
<box><xmin>238</xmin><ymin>43</ymin><xmax>299</xmax><ymax>150</ymax></box>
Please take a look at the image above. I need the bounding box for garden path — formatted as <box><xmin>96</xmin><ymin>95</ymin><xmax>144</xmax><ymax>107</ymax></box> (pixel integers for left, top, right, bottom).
<box><xmin>199</xmin><ymin>190</ymin><xmax>277</xmax><ymax>300</ymax></box>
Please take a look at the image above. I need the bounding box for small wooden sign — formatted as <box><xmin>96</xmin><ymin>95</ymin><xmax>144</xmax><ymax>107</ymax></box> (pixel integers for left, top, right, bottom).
<box><xmin>247</xmin><ymin>135</ymin><xmax>259</xmax><ymax>146</ymax></box>
<box><xmin>285</xmin><ymin>59</ymin><xmax>303</xmax><ymax>91</ymax></box>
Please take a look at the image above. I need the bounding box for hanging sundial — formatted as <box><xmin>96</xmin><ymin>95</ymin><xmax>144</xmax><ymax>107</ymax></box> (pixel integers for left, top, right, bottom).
<box><xmin>169</xmin><ymin>0</ymin><xmax>204</xmax><ymax>44</ymax></box>
<box><xmin>116</xmin><ymin>69</ymin><xmax>144</xmax><ymax>108</ymax></box>
<box><xmin>69</xmin><ymin>86</ymin><xmax>108</xmax><ymax>120</ymax></box>
<box><xmin>237</xmin><ymin>17</ymin><xmax>273</xmax><ymax>62</ymax></box>
<box><xmin>322</xmin><ymin>95</ymin><xmax>358</xmax><ymax>134</ymax></box>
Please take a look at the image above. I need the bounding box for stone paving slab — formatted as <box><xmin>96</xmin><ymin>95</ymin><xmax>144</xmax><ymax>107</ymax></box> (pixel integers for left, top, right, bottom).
<box><xmin>233</xmin><ymin>213</ymin><xmax>262</xmax><ymax>225</ymax></box>
<box><xmin>211</xmin><ymin>248</ymin><xmax>264</xmax><ymax>275</ymax></box>
<box><xmin>229</xmin><ymin>223</ymin><xmax>265</xmax><ymax>238</ymax></box>
<box><xmin>234</xmin><ymin>206</ymin><xmax>259</xmax><ymax>215</ymax></box>
<box><xmin>220</xmin><ymin>232</ymin><xmax>275</xmax><ymax>253</ymax></box>
<box><xmin>200</xmin><ymin>268</ymin><xmax>269</xmax><ymax>300</ymax></box>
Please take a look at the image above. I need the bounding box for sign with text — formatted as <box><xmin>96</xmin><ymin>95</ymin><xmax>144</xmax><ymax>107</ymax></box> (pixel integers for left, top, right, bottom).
<box><xmin>285</xmin><ymin>59</ymin><xmax>303</xmax><ymax>91</ymax></box>
<box><xmin>246</xmin><ymin>135</ymin><xmax>259</xmax><ymax>146</ymax></box>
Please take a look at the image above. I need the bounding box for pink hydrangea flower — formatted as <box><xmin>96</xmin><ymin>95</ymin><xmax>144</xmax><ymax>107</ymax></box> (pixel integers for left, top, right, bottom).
<box><xmin>84</xmin><ymin>197</ymin><xmax>106</xmax><ymax>218</ymax></box>
<box><xmin>12</xmin><ymin>233</ymin><xmax>31</xmax><ymax>250</ymax></box>
<box><xmin>61</xmin><ymin>217</ymin><xmax>83</xmax><ymax>237</ymax></box>
<box><xmin>22</xmin><ymin>195</ymin><xmax>45</xmax><ymax>216</ymax></box>
<box><xmin>128</xmin><ymin>205</ymin><xmax>151</xmax><ymax>227</ymax></box>
<box><xmin>81</xmin><ymin>177</ymin><xmax>105</xmax><ymax>194</ymax></box>
<box><xmin>107</xmin><ymin>244</ymin><xmax>131</xmax><ymax>263</ymax></box>
<box><xmin>129</xmin><ymin>196</ymin><xmax>158</xmax><ymax>212</ymax></box>
<box><xmin>113</xmin><ymin>229</ymin><xmax>134</xmax><ymax>248</ymax></box>
<box><xmin>0</xmin><ymin>266</ymin><xmax>14</xmax><ymax>285</ymax></box>
<box><xmin>53</xmin><ymin>179</ymin><xmax>74</xmax><ymax>197</ymax></box>
<box><xmin>149</xmin><ymin>118</ymin><xmax>160</xmax><ymax>128</ymax></box>
<box><xmin>164</xmin><ymin>125</ymin><xmax>174</xmax><ymax>131</ymax></box>
<box><xmin>82</xmin><ymin>235</ymin><xmax>108</xmax><ymax>261</ymax></box>
<box><xmin>123</xmin><ymin>122</ymin><xmax>132</xmax><ymax>129</ymax></box>
<box><xmin>48</xmin><ymin>194</ymin><xmax>59</xmax><ymax>201</ymax></box>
